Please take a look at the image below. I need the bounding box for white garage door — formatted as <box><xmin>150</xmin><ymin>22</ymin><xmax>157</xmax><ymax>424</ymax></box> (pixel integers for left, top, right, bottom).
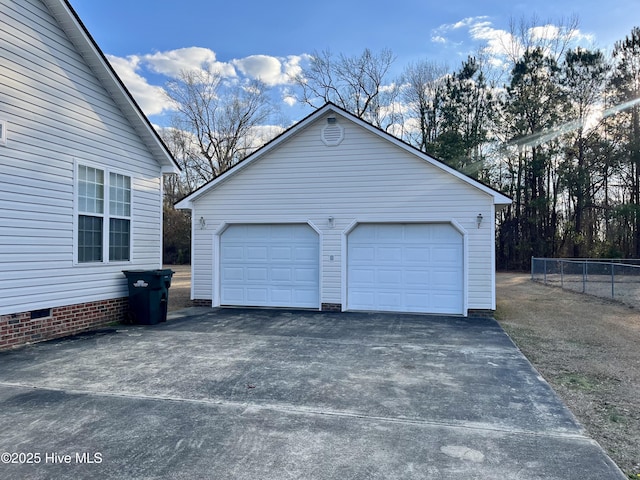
<box><xmin>220</xmin><ymin>224</ymin><xmax>319</xmax><ymax>308</ymax></box>
<box><xmin>347</xmin><ymin>223</ymin><xmax>463</xmax><ymax>314</ymax></box>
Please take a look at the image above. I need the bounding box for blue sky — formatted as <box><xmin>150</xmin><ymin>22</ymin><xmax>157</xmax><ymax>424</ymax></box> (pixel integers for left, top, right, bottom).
<box><xmin>69</xmin><ymin>0</ymin><xmax>639</xmax><ymax>127</ymax></box>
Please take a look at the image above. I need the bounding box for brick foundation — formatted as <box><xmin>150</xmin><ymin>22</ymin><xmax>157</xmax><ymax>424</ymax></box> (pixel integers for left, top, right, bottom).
<box><xmin>321</xmin><ymin>303</ymin><xmax>342</xmax><ymax>312</ymax></box>
<box><xmin>192</xmin><ymin>299</ymin><xmax>212</xmax><ymax>307</ymax></box>
<box><xmin>467</xmin><ymin>309</ymin><xmax>495</xmax><ymax>318</ymax></box>
<box><xmin>0</xmin><ymin>297</ymin><xmax>128</xmax><ymax>350</ymax></box>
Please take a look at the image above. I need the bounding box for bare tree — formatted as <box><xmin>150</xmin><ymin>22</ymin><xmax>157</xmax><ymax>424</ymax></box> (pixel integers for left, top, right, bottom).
<box><xmin>295</xmin><ymin>48</ymin><xmax>396</xmax><ymax>127</ymax></box>
<box><xmin>165</xmin><ymin>68</ymin><xmax>274</xmax><ymax>182</ymax></box>
<box><xmin>502</xmin><ymin>15</ymin><xmax>582</xmax><ymax>65</ymax></box>
<box><xmin>399</xmin><ymin>60</ymin><xmax>449</xmax><ymax>152</ymax></box>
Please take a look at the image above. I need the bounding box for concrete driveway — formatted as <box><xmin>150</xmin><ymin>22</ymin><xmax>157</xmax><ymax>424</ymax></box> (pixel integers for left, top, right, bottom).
<box><xmin>0</xmin><ymin>309</ymin><xmax>624</xmax><ymax>479</ymax></box>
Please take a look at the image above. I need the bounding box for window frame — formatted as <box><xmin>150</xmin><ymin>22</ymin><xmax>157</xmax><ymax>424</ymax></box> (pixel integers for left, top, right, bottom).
<box><xmin>74</xmin><ymin>161</ymin><xmax>133</xmax><ymax>265</ymax></box>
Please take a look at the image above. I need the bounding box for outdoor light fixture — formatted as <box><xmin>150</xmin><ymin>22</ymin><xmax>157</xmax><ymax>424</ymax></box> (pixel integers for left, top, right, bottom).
<box><xmin>327</xmin><ymin>117</ymin><xmax>337</xmax><ymax>124</ymax></box>
<box><xmin>328</xmin><ymin>216</ymin><xmax>335</xmax><ymax>228</ymax></box>
<box><xmin>199</xmin><ymin>216</ymin><xmax>206</xmax><ymax>230</ymax></box>
<box><xmin>476</xmin><ymin>213</ymin><xmax>483</xmax><ymax>229</ymax></box>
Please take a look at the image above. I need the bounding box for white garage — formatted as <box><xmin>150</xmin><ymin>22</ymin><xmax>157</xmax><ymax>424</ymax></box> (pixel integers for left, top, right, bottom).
<box><xmin>219</xmin><ymin>224</ymin><xmax>320</xmax><ymax>308</ymax></box>
<box><xmin>177</xmin><ymin>103</ymin><xmax>512</xmax><ymax>316</ymax></box>
<box><xmin>347</xmin><ymin>224</ymin><xmax>464</xmax><ymax>314</ymax></box>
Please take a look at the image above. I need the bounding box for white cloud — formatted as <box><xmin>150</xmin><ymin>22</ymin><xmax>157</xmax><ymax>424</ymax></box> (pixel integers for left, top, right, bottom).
<box><xmin>469</xmin><ymin>22</ymin><xmax>519</xmax><ymax>58</ymax></box>
<box><xmin>232</xmin><ymin>54</ymin><xmax>308</xmax><ymax>86</ymax></box>
<box><xmin>142</xmin><ymin>47</ymin><xmax>236</xmax><ymax>79</ymax></box>
<box><xmin>452</xmin><ymin>16</ymin><xmax>489</xmax><ymax>30</ymax></box>
<box><xmin>107</xmin><ymin>48</ymin><xmax>315</xmax><ymax>123</ymax></box>
<box><xmin>530</xmin><ymin>24</ymin><xmax>561</xmax><ymax>41</ymax></box>
<box><xmin>433</xmin><ymin>17</ymin><xmax>594</xmax><ymax>65</ymax></box>
<box><xmin>281</xmin><ymin>87</ymin><xmax>297</xmax><ymax>107</ymax></box>
<box><xmin>106</xmin><ymin>54</ymin><xmax>174</xmax><ymax>116</ymax></box>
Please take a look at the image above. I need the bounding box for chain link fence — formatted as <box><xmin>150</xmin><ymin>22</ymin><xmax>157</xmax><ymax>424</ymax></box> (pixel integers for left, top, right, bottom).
<box><xmin>531</xmin><ymin>257</ymin><xmax>640</xmax><ymax>309</ymax></box>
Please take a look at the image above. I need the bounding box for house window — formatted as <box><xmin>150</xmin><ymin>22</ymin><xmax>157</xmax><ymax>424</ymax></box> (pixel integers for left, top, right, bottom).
<box><xmin>78</xmin><ymin>165</ymin><xmax>104</xmax><ymax>263</ymax></box>
<box><xmin>108</xmin><ymin>173</ymin><xmax>131</xmax><ymax>261</ymax></box>
<box><xmin>77</xmin><ymin>164</ymin><xmax>131</xmax><ymax>263</ymax></box>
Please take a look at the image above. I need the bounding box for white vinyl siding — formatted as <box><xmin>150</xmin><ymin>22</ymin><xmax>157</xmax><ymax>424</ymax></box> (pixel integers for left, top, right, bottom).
<box><xmin>188</xmin><ymin>113</ymin><xmax>497</xmax><ymax>313</ymax></box>
<box><xmin>0</xmin><ymin>119</ymin><xmax>7</xmax><ymax>146</ymax></box>
<box><xmin>0</xmin><ymin>0</ymin><xmax>164</xmax><ymax>316</ymax></box>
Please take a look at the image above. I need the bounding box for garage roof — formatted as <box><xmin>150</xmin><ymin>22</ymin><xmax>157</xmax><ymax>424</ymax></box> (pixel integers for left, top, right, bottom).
<box><xmin>176</xmin><ymin>102</ymin><xmax>512</xmax><ymax>209</ymax></box>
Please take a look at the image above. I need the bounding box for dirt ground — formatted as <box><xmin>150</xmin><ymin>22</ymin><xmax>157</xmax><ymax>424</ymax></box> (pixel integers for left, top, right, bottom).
<box><xmin>166</xmin><ymin>264</ymin><xmax>192</xmax><ymax>312</ymax></box>
<box><xmin>164</xmin><ymin>266</ymin><xmax>639</xmax><ymax>477</ymax></box>
<box><xmin>496</xmin><ymin>272</ymin><xmax>640</xmax><ymax>478</ymax></box>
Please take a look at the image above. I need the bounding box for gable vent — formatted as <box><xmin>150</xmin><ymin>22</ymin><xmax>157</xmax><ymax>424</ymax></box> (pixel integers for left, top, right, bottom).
<box><xmin>321</xmin><ymin>119</ymin><xmax>344</xmax><ymax>146</ymax></box>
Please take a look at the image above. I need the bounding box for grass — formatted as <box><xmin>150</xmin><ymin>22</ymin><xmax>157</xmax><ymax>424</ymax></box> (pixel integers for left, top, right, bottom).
<box><xmin>556</xmin><ymin>372</ymin><xmax>598</xmax><ymax>392</ymax></box>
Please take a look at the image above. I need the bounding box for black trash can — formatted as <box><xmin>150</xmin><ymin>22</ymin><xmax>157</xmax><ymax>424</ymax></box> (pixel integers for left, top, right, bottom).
<box><xmin>122</xmin><ymin>269</ymin><xmax>174</xmax><ymax>325</ymax></box>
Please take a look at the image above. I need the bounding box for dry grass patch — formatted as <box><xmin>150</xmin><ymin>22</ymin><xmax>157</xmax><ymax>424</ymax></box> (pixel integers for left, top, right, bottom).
<box><xmin>496</xmin><ymin>273</ymin><xmax>640</xmax><ymax>478</ymax></box>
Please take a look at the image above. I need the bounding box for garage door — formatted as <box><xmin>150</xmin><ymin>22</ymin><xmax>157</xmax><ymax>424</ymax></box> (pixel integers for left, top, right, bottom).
<box><xmin>220</xmin><ymin>224</ymin><xmax>319</xmax><ymax>308</ymax></box>
<box><xmin>347</xmin><ymin>223</ymin><xmax>463</xmax><ymax>314</ymax></box>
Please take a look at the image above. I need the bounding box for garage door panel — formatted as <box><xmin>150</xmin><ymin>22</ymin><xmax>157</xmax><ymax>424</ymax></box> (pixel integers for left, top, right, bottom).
<box><xmin>271</xmin><ymin>268</ymin><xmax>292</xmax><ymax>282</ymax></box>
<box><xmin>247</xmin><ymin>246</ymin><xmax>268</xmax><ymax>260</ymax></box>
<box><xmin>377</xmin><ymin>269</ymin><xmax>402</xmax><ymax>285</ymax></box>
<box><xmin>405</xmin><ymin>292</ymin><xmax>430</xmax><ymax>309</ymax></box>
<box><xmin>271</xmin><ymin>247</ymin><xmax>293</xmax><ymax>261</ymax></box>
<box><xmin>247</xmin><ymin>267</ymin><xmax>268</xmax><ymax>281</ymax></box>
<box><xmin>403</xmin><ymin>225</ymin><xmax>431</xmax><ymax>241</ymax></box>
<box><xmin>293</xmin><ymin>228</ymin><xmax>316</xmax><ymax>241</ymax></box>
<box><xmin>432</xmin><ymin>292</ymin><xmax>461</xmax><ymax>309</ymax></box>
<box><xmin>430</xmin><ymin>224</ymin><xmax>461</xmax><ymax>242</ymax></box>
<box><xmin>270</xmin><ymin>289</ymin><xmax>292</xmax><ymax>303</ymax></box>
<box><xmin>350</xmin><ymin>267</ymin><xmax>375</xmax><ymax>284</ymax></box>
<box><xmin>351</xmin><ymin>246</ymin><xmax>375</xmax><ymax>261</ymax></box>
<box><xmin>221</xmin><ymin>287</ymin><xmax>245</xmax><ymax>303</ymax></box>
<box><xmin>404</xmin><ymin>247</ymin><xmax>430</xmax><ymax>263</ymax></box>
<box><xmin>222</xmin><ymin>246</ymin><xmax>244</xmax><ymax>260</ymax></box>
<box><xmin>271</xmin><ymin>228</ymin><xmax>293</xmax><ymax>240</ymax></box>
<box><xmin>404</xmin><ymin>270</ymin><xmax>430</xmax><ymax>286</ymax></box>
<box><xmin>222</xmin><ymin>267</ymin><xmax>244</xmax><ymax>281</ymax></box>
<box><xmin>348</xmin><ymin>223</ymin><xmax>463</xmax><ymax>314</ymax></box>
<box><xmin>294</xmin><ymin>289</ymin><xmax>319</xmax><ymax>304</ymax></box>
<box><xmin>220</xmin><ymin>224</ymin><xmax>319</xmax><ymax>308</ymax></box>
<box><xmin>295</xmin><ymin>246</ymin><xmax>317</xmax><ymax>261</ymax></box>
<box><xmin>246</xmin><ymin>288</ymin><xmax>269</xmax><ymax>303</ymax></box>
<box><xmin>435</xmin><ymin>269</ymin><xmax>462</xmax><ymax>288</ymax></box>
<box><xmin>295</xmin><ymin>268</ymin><xmax>318</xmax><ymax>282</ymax></box>
<box><xmin>376</xmin><ymin>292</ymin><xmax>403</xmax><ymax>309</ymax></box>
<box><xmin>377</xmin><ymin>247</ymin><xmax>402</xmax><ymax>262</ymax></box>
<box><xmin>349</xmin><ymin>290</ymin><xmax>375</xmax><ymax>305</ymax></box>
<box><xmin>432</xmin><ymin>247</ymin><xmax>461</xmax><ymax>263</ymax></box>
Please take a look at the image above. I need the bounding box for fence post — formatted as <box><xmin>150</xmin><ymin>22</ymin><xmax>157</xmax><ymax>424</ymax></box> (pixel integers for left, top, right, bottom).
<box><xmin>531</xmin><ymin>257</ymin><xmax>534</xmax><ymax>281</ymax></box>
<box><xmin>560</xmin><ymin>260</ymin><xmax>564</xmax><ymax>288</ymax></box>
<box><xmin>611</xmin><ymin>263</ymin><xmax>615</xmax><ymax>299</ymax></box>
<box><xmin>543</xmin><ymin>258</ymin><xmax>547</xmax><ymax>284</ymax></box>
<box><xmin>582</xmin><ymin>261</ymin><xmax>586</xmax><ymax>293</ymax></box>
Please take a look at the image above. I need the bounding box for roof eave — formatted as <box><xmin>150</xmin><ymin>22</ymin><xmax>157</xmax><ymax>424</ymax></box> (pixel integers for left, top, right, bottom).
<box><xmin>42</xmin><ymin>0</ymin><xmax>180</xmax><ymax>173</ymax></box>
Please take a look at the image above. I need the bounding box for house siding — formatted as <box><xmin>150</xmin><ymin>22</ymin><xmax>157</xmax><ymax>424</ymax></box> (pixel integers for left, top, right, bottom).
<box><xmin>0</xmin><ymin>0</ymin><xmax>164</xmax><ymax>319</ymax></box>
<box><xmin>190</xmin><ymin>113</ymin><xmax>497</xmax><ymax>312</ymax></box>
